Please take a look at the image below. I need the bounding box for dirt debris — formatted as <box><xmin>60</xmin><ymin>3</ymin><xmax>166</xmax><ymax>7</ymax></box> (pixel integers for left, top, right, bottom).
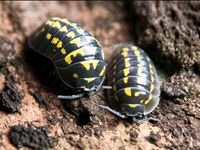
<box><xmin>9</xmin><ymin>125</ymin><xmax>56</xmax><ymax>149</ymax></box>
<box><xmin>129</xmin><ymin>128</ymin><xmax>138</xmax><ymax>145</ymax></box>
<box><xmin>31</xmin><ymin>90</ymin><xmax>49</xmax><ymax>109</ymax></box>
<box><xmin>0</xmin><ymin>36</ymin><xmax>15</xmax><ymax>60</ymax></box>
<box><xmin>146</xmin><ymin>131</ymin><xmax>161</xmax><ymax>146</ymax></box>
<box><xmin>0</xmin><ymin>48</ymin><xmax>24</xmax><ymax>113</ymax></box>
<box><xmin>0</xmin><ymin>77</ymin><xmax>23</xmax><ymax>113</ymax></box>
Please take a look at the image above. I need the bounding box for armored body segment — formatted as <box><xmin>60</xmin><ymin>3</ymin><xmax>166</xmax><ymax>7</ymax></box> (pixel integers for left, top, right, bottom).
<box><xmin>47</xmin><ymin>27</ymin><xmax>92</xmax><ymax>59</ymax></box>
<box><xmin>52</xmin><ymin>28</ymin><xmax>92</xmax><ymax>61</ymax></box>
<box><xmin>56</xmin><ymin>60</ymin><xmax>106</xmax><ymax>88</ymax></box>
<box><xmin>54</xmin><ymin>46</ymin><xmax>103</xmax><ymax>68</ymax></box>
<box><xmin>113</xmin><ymin>67</ymin><xmax>160</xmax><ymax>87</ymax></box>
<box><xmin>113</xmin><ymin>77</ymin><xmax>160</xmax><ymax>97</ymax></box>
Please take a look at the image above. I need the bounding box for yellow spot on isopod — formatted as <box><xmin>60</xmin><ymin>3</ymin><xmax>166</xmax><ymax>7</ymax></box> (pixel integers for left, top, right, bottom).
<box><xmin>59</xmin><ymin>18</ymin><xmax>70</xmax><ymax>24</ymax></box>
<box><xmin>135</xmin><ymin>92</ymin><xmax>140</xmax><ymax>97</ymax></box>
<box><xmin>137</xmin><ymin>56</ymin><xmax>142</xmax><ymax>62</ymax></box>
<box><xmin>125</xmin><ymin>60</ymin><xmax>131</xmax><ymax>68</ymax></box>
<box><xmin>122</xmin><ymin>47</ymin><xmax>128</xmax><ymax>52</ymax></box>
<box><xmin>51</xmin><ymin>21</ymin><xmax>61</xmax><ymax>29</ymax></box>
<box><xmin>73</xmin><ymin>73</ymin><xmax>79</xmax><ymax>78</ymax></box>
<box><xmin>99</xmin><ymin>66</ymin><xmax>106</xmax><ymax>76</ymax></box>
<box><xmin>84</xmin><ymin>78</ymin><xmax>96</xmax><ymax>83</ymax></box>
<box><xmin>150</xmin><ymin>69</ymin><xmax>154</xmax><ymax>74</ymax></box>
<box><xmin>76</xmin><ymin>29</ymin><xmax>84</xmax><ymax>34</ymax></box>
<box><xmin>131</xmin><ymin>46</ymin><xmax>137</xmax><ymax>51</ymax></box>
<box><xmin>124</xmin><ymin>58</ymin><xmax>130</xmax><ymax>63</ymax></box>
<box><xmin>70</xmin><ymin>37</ymin><xmax>81</xmax><ymax>47</ymax></box>
<box><xmin>60</xmin><ymin>26</ymin><xmax>68</xmax><ymax>33</ymax></box>
<box><xmin>45</xmin><ymin>20</ymin><xmax>54</xmax><ymax>26</ymax></box>
<box><xmin>69</xmin><ymin>23</ymin><xmax>78</xmax><ymax>28</ymax></box>
<box><xmin>51</xmin><ymin>37</ymin><xmax>59</xmax><ymax>44</ymax></box>
<box><xmin>113</xmin><ymin>65</ymin><xmax>117</xmax><ymax>70</ymax></box>
<box><xmin>123</xmin><ymin>77</ymin><xmax>128</xmax><ymax>83</ymax></box>
<box><xmin>46</xmin><ymin>33</ymin><xmax>51</xmax><ymax>40</ymax></box>
<box><xmin>57</xmin><ymin>41</ymin><xmax>62</xmax><ymax>48</ymax></box>
<box><xmin>137</xmin><ymin>63</ymin><xmax>142</xmax><ymax>67</ymax></box>
<box><xmin>113</xmin><ymin>85</ymin><xmax>117</xmax><ymax>91</ymax></box>
<box><xmin>144</xmin><ymin>95</ymin><xmax>153</xmax><ymax>105</ymax></box>
<box><xmin>150</xmin><ymin>84</ymin><xmax>154</xmax><ymax>92</ymax></box>
<box><xmin>151</xmin><ymin>75</ymin><xmax>154</xmax><ymax>82</ymax></box>
<box><xmin>80</xmin><ymin>60</ymin><xmax>99</xmax><ymax>70</ymax></box>
<box><xmin>128</xmin><ymin>104</ymin><xmax>137</xmax><ymax>108</ymax></box>
<box><xmin>149</xmin><ymin>64</ymin><xmax>153</xmax><ymax>69</ymax></box>
<box><xmin>61</xmin><ymin>48</ymin><xmax>66</xmax><ymax>55</ymax></box>
<box><xmin>124</xmin><ymin>88</ymin><xmax>131</xmax><ymax>96</ymax></box>
<box><xmin>67</xmin><ymin>31</ymin><xmax>76</xmax><ymax>39</ymax></box>
<box><xmin>137</xmin><ymin>68</ymin><xmax>142</xmax><ymax>74</ymax></box>
<box><xmin>92</xmin><ymin>60</ymin><xmax>98</xmax><ymax>69</ymax></box>
<box><xmin>65</xmin><ymin>57</ymin><xmax>74</xmax><ymax>65</ymax></box>
<box><xmin>134</xmin><ymin>50</ymin><xmax>140</xmax><ymax>56</ymax></box>
<box><xmin>121</xmin><ymin>51</ymin><xmax>128</xmax><ymax>57</ymax></box>
<box><xmin>123</xmin><ymin>68</ymin><xmax>129</xmax><ymax>76</ymax></box>
<box><xmin>140</xmin><ymin>100</ymin><xmax>144</xmax><ymax>104</ymax></box>
<box><xmin>65</xmin><ymin>48</ymin><xmax>85</xmax><ymax>64</ymax></box>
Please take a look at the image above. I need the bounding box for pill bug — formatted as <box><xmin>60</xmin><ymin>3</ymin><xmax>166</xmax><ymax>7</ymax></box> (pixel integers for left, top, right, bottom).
<box><xmin>98</xmin><ymin>44</ymin><xmax>160</xmax><ymax>118</ymax></box>
<box><xmin>28</xmin><ymin>17</ymin><xmax>106</xmax><ymax>99</ymax></box>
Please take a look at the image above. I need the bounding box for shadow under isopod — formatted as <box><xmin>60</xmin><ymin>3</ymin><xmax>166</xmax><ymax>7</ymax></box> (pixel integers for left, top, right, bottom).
<box><xmin>22</xmin><ymin>39</ymin><xmax>92</xmax><ymax>126</ymax></box>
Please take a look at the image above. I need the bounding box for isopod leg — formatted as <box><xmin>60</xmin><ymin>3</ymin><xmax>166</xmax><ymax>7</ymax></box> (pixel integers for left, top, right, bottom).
<box><xmin>101</xmin><ymin>86</ymin><xmax>112</xmax><ymax>90</ymax></box>
<box><xmin>57</xmin><ymin>93</ymin><xmax>84</xmax><ymax>99</ymax></box>
<box><xmin>97</xmin><ymin>104</ymin><xmax>127</xmax><ymax>118</ymax></box>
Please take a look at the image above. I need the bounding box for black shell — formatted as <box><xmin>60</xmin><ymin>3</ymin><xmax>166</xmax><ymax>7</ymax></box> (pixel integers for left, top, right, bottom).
<box><xmin>28</xmin><ymin>17</ymin><xmax>106</xmax><ymax>91</ymax></box>
<box><xmin>107</xmin><ymin>44</ymin><xmax>160</xmax><ymax>117</ymax></box>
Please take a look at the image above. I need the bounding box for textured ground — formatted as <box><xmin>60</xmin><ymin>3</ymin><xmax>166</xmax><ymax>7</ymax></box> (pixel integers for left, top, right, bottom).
<box><xmin>0</xmin><ymin>1</ymin><xmax>199</xmax><ymax>150</ymax></box>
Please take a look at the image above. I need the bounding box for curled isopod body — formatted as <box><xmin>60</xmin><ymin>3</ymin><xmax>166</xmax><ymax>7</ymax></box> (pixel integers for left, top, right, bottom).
<box><xmin>99</xmin><ymin>43</ymin><xmax>160</xmax><ymax>118</ymax></box>
<box><xmin>28</xmin><ymin>17</ymin><xmax>106</xmax><ymax>99</ymax></box>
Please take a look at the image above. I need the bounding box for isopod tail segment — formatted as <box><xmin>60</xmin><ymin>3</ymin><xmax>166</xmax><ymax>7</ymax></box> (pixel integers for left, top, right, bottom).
<box><xmin>98</xmin><ymin>43</ymin><xmax>161</xmax><ymax>119</ymax></box>
<box><xmin>97</xmin><ymin>104</ymin><xmax>144</xmax><ymax>119</ymax></box>
<box><xmin>97</xmin><ymin>85</ymin><xmax>145</xmax><ymax>119</ymax></box>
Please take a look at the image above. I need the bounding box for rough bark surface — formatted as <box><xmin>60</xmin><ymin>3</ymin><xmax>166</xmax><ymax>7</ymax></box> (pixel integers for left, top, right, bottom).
<box><xmin>0</xmin><ymin>1</ymin><xmax>199</xmax><ymax>150</ymax></box>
